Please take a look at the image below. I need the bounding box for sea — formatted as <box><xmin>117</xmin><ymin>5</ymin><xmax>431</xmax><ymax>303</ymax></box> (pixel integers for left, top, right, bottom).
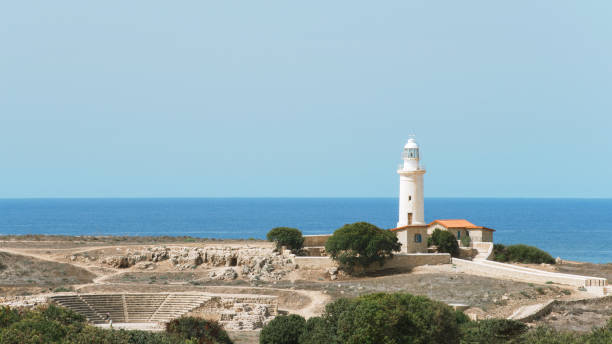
<box><xmin>0</xmin><ymin>198</ymin><xmax>611</xmax><ymax>264</ymax></box>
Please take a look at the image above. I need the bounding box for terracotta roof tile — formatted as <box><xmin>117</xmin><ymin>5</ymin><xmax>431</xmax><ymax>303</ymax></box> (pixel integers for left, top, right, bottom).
<box><xmin>389</xmin><ymin>219</ymin><xmax>495</xmax><ymax>232</ymax></box>
<box><xmin>429</xmin><ymin>219</ymin><xmax>495</xmax><ymax>231</ymax></box>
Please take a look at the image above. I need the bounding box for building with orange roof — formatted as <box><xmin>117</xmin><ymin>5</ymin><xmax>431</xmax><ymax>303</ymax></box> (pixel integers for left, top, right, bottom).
<box><xmin>427</xmin><ymin>219</ymin><xmax>495</xmax><ymax>243</ymax></box>
<box><xmin>391</xmin><ymin>139</ymin><xmax>494</xmax><ymax>253</ymax></box>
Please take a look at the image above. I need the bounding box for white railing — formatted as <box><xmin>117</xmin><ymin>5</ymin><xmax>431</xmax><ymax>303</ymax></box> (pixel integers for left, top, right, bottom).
<box><xmin>397</xmin><ymin>164</ymin><xmax>426</xmax><ymax>171</ymax></box>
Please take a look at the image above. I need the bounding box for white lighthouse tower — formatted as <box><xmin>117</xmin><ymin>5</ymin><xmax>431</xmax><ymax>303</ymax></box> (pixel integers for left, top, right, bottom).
<box><xmin>397</xmin><ymin>137</ymin><xmax>426</xmax><ymax>227</ymax></box>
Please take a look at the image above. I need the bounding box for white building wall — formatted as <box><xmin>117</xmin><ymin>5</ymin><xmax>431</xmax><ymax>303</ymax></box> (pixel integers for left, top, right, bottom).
<box><xmin>397</xmin><ymin>138</ymin><xmax>425</xmax><ymax>227</ymax></box>
<box><xmin>397</xmin><ymin>171</ymin><xmax>425</xmax><ymax>227</ymax></box>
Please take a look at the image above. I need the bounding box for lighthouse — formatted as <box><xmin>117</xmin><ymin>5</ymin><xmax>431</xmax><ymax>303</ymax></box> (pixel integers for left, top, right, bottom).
<box><xmin>397</xmin><ymin>137</ymin><xmax>426</xmax><ymax>227</ymax></box>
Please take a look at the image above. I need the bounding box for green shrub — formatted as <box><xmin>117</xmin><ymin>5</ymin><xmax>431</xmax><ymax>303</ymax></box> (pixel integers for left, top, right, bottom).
<box><xmin>0</xmin><ymin>306</ymin><xmax>20</xmax><ymax>328</ymax></box>
<box><xmin>455</xmin><ymin>310</ymin><xmax>471</xmax><ymax>325</ymax></box>
<box><xmin>53</xmin><ymin>286</ymin><xmax>74</xmax><ymax>293</ymax></box>
<box><xmin>506</xmin><ymin>244</ymin><xmax>555</xmax><ymax>264</ymax></box>
<box><xmin>0</xmin><ymin>305</ymin><xmax>198</xmax><ymax>344</ymax></box>
<box><xmin>322</xmin><ymin>297</ymin><xmax>353</xmax><ymax>333</ymax></box>
<box><xmin>324</xmin><ymin>222</ymin><xmax>401</xmax><ymax>273</ymax></box>
<box><xmin>493</xmin><ymin>244</ymin><xmax>555</xmax><ymax>264</ymax></box>
<box><xmin>460</xmin><ymin>234</ymin><xmax>471</xmax><ymax>247</ymax></box>
<box><xmin>259</xmin><ymin>314</ymin><xmax>306</xmax><ymax>344</ymax></box>
<box><xmin>266</xmin><ymin>227</ymin><xmax>304</xmax><ymax>252</ymax></box>
<box><xmin>261</xmin><ymin>293</ymin><xmax>461</xmax><ymax>344</ymax></box>
<box><xmin>298</xmin><ymin>317</ymin><xmax>337</xmax><ymax>344</ymax></box>
<box><xmin>333</xmin><ymin>293</ymin><xmax>460</xmax><ymax>344</ymax></box>
<box><xmin>2</xmin><ymin>317</ymin><xmax>69</xmax><ymax>343</ymax></box>
<box><xmin>460</xmin><ymin>319</ymin><xmax>528</xmax><ymax>343</ymax></box>
<box><xmin>492</xmin><ymin>244</ymin><xmax>508</xmax><ymax>262</ymax></box>
<box><xmin>582</xmin><ymin>317</ymin><xmax>612</xmax><ymax>344</ymax></box>
<box><xmin>518</xmin><ymin>326</ymin><xmax>580</xmax><ymax>344</ymax></box>
<box><xmin>430</xmin><ymin>229</ymin><xmax>459</xmax><ymax>257</ymax></box>
<box><xmin>166</xmin><ymin>316</ymin><xmax>233</xmax><ymax>344</ymax></box>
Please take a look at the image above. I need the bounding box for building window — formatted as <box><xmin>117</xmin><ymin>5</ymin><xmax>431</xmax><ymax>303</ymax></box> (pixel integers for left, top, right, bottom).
<box><xmin>457</xmin><ymin>231</ymin><xmax>461</xmax><ymax>239</ymax></box>
<box><xmin>414</xmin><ymin>234</ymin><xmax>422</xmax><ymax>243</ymax></box>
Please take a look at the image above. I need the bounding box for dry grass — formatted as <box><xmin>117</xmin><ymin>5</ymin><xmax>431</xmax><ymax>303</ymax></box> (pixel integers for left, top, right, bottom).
<box><xmin>0</xmin><ymin>252</ymin><xmax>95</xmax><ymax>287</ymax></box>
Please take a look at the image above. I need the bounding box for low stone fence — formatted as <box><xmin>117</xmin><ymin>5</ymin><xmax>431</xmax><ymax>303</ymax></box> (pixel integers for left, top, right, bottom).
<box><xmin>295</xmin><ymin>253</ymin><xmax>451</xmax><ymax>272</ymax></box>
<box><xmin>294</xmin><ymin>256</ymin><xmax>337</xmax><ymax>270</ymax></box>
<box><xmin>452</xmin><ymin>258</ymin><xmax>608</xmax><ymax>290</ymax></box>
<box><xmin>303</xmin><ymin>235</ymin><xmax>332</xmax><ymax>247</ymax></box>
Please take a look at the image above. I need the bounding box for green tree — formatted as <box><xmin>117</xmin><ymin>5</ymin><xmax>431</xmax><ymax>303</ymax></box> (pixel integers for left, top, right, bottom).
<box><xmin>261</xmin><ymin>293</ymin><xmax>461</xmax><ymax>344</ymax></box>
<box><xmin>334</xmin><ymin>293</ymin><xmax>459</xmax><ymax>344</ymax></box>
<box><xmin>266</xmin><ymin>227</ymin><xmax>304</xmax><ymax>252</ymax></box>
<box><xmin>259</xmin><ymin>314</ymin><xmax>306</xmax><ymax>344</ymax></box>
<box><xmin>429</xmin><ymin>228</ymin><xmax>444</xmax><ymax>247</ymax></box>
<box><xmin>325</xmin><ymin>222</ymin><xmax>401</xmax><ymax>273</ymax></box>
<box><xmin>298</xmin><ymin>317</ymin><xmax>337</xmax><ymax>344</ymax></box>
<box><xmin>430</xmin><ymin>229</ymin><xmax>459</xmax><ymax>257</ymax></box>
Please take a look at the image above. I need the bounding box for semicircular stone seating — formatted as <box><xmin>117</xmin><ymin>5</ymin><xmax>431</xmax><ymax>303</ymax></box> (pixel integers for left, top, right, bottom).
<box><xmin>49</xmin><ymin>293</ymin><xmax>278</xmax><ymax>330</ymax></box>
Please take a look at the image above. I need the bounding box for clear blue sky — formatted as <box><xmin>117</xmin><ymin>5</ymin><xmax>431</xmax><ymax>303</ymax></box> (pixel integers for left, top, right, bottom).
<box><xmin>1</xmin><ymin>1</ymin><xmax>611</xmax><ymax>198</ymax></box>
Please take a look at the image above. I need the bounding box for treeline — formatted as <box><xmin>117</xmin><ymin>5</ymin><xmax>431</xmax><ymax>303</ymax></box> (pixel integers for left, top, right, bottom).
<box><xmin>260</xmin><ymin>292</ymin><xmax>612</xmax><ymax>344</ymax></box>
<box><xmin>268</xmin><ymin>223</ymin><xmax>558</xmax><ymax>266</ymax></box>
<box><xmin>2</xmin><ymin>294</ymin><xmax>610</xmax><ymax>343</ymax></box>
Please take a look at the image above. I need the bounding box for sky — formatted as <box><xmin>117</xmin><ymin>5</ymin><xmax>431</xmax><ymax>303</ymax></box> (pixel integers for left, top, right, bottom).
<box><xmin>1</xmin><ymin>1</ymin><xmax>611</xmax><ymax>198</ymax></box>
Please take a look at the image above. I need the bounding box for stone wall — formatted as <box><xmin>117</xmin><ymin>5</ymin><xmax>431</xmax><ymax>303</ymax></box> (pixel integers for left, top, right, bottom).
<box><xmin>395</xmin><ymin>227</ymin><xmax>428</xmax><ymax>253</ymax></box>
<box><xmin>452</xmin><ymin>258</ymin><xmax>608</xmax><ymax>288</ymax></box>
<box><xmin>186</xmin><ymin>294</ymin><xmax>278</xmax><ymax>331</ymax></box>
<box><xmin>303</xmin><ymin>235</ymin><xmax>332</xmax><ymax>247</ymax></box>
<box><xmin>294</xmin><ymin>256</ymin><xmax>337</xmax><ymax>270</ymax></box>
<box><xmin>458</xmin><ymin>247</ymin><xmax>477</xmax><ymax>259</ymax></box>
<box><xmin>295</xmin><ymin>253</ymin><xmax>450</xmax><ymax>272</ymax></box>
<box><xmin>468</xmin><ymin>229</ymin><xmax>493</xmax><ymax>243</ymax></box>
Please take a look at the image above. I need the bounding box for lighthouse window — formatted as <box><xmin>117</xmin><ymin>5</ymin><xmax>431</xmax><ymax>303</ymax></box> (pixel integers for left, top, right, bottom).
<box><xmin>409</xmin><ymin>196</ymin><xmax>412</xmax><ymax>201</ymax></box>
<box><xmin>414</xmin><ymin>234</ymin><xmax>422</xmax><ymax>243</ymax></box>
<box><xmin>407</xmin><ymin>148</ymin><xmax>419</xmax><ymax>159</ymax></box>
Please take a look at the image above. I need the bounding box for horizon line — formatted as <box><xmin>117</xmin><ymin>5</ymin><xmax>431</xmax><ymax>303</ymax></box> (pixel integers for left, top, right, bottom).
<box><xmin>1</xmin><ymin>196</ymin><xmax>611</xmax><ymax>200</ymax></box>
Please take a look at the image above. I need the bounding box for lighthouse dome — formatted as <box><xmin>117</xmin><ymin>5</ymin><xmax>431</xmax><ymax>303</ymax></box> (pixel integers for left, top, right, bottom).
<box><xmin>404</xmin><ymin>138</ymin><xmax>419</xmax><ymax>149</ymax></box>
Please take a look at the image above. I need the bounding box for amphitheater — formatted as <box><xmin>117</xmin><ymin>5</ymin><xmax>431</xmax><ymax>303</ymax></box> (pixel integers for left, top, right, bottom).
<box><xmin>49</xmin><ymin>292</ymin><xmax>278</xmax><ymax>330</ymax></box>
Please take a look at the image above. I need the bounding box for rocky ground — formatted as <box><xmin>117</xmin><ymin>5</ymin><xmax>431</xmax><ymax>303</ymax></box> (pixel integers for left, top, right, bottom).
<box><xmin>1</xmin><ymin>237</ymin><xmax>610</xmax><ymax>343</ymax></box>
<box><xmin>528</xmin><ymin>296</ymin><xmax>612</xmax><ymax>332</ymax></box>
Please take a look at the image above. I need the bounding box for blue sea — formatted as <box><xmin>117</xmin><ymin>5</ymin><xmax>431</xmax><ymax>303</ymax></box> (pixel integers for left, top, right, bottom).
<box><xmin>0</xmin><ymin>198</ymin><xmax>611</xmax><ymax>263</ymax></box>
